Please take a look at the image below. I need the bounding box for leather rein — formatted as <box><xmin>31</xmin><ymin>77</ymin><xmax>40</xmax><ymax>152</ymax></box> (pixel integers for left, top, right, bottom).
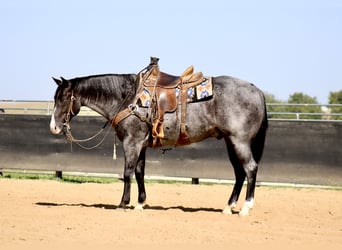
<box><xmin>63</xmin><ymin>89</ymin><xmax>150</xmax><ymax>152</ymax></box>
<box><xmin>63</xmin><ymin>92</ymin><xmax>111</xmax><ymax>150</ymax></box>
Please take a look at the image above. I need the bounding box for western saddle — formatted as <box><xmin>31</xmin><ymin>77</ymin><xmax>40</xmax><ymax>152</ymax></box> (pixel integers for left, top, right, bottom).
<box><xmin>134</xmin><ymin>57</ymin><xmax>205</xmax><ymax>146</ymax></box>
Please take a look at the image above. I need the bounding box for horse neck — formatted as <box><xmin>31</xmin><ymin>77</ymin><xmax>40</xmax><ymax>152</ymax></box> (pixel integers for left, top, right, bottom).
<box><xmin>74</xmin><ymin>74</ymin><xmax>137</xmax><ymax>120</ymax></box>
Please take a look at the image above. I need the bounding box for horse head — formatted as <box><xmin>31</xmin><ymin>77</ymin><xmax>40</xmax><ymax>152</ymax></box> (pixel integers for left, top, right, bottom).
<box><xmin>50</xmin><ymin>77</ymin><xmax>81</xmax><ymax>134</ymax></box>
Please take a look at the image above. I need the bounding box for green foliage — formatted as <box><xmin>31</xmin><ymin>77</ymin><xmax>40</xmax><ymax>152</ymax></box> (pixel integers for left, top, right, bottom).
<box><xmin>264</xmin><ymin>91</ymin><xmax>340</xmax><ymax>120</ymax></box>
<box><xmin>264</xmin><ymin>92</ymin><xmax>289</xmax><ymax>119</ymax></box>
<box><xmin>265</xmin><ymin>92</ymin><xmax>322</xmax><ymax>119</ymax></box>
<box><xmin>329</xmin><ymin>90</ymin><xmax>342</xmax><ymax>120</ymax></box>
<box><xmin>288</xmin><ymin>92</ymin><xmax>318</xmax><ymax>104</ymax></box>
<box><xmin>0</xmin><ymin>172</ymin><xmax>118</xmax><ymax>184</ymax></box>
<box><xmin>287</xmin><ymin>92</ymin><xmax>321</xmax><ymax>119</ymax></box>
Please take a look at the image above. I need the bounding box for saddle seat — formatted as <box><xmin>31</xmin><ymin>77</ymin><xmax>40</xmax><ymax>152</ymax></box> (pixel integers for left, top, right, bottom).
<box><xmin>143</xmin><ymin>65</ymin><xmax>203</xmax><ymax>89</ymax></box>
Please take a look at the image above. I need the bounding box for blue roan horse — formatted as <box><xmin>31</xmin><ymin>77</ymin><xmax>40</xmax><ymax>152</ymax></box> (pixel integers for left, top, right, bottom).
<box><xmin>50</xmin><ymin>64</ymin><xmax>268</xmax><ymax>216</ymax></box>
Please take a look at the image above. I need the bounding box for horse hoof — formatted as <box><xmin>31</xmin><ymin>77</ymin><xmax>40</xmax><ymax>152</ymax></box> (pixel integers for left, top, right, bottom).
<box><xmin>116</xmin><ymin>206</ymin><xmax>127</xmax><ymax>212</ymax></box>
<box><xmin>239</xmin><ymin>200</ymin><xmax>253</xmax><ymax>216</ymax></box>
<box><xmin>222</xmin><ymin>205</ymin><xmax>233</xmax><ymax>215</ymax></box>
<box><xmin>238</xmin><ymin>209</ymin><xmax>250</xmax><ymax>216</ymax></box>
<box><xmin>117</xmin><ymin>202</ymin><xmax>129</xmax><ymax>211</ymax></box>
<box><xmin>134</xmin><ymin>203</ymin><xmax>144</xmax><ymax>211</ymax></box>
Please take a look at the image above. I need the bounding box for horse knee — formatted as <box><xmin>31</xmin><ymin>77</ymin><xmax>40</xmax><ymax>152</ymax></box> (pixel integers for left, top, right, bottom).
<box><xmin>123</xmin><ymin>167</ymin><xmax>134</xmax><ymax>182</ymax></box>
<box><xmin>244</xmin><ymin>159</ymin><xmax>258</xmax><ymax>177</ymax></box>
<box><xmin>135</xmin><ymin>165</ymin><xmax>145</xmax><ymax>177</ymax></box>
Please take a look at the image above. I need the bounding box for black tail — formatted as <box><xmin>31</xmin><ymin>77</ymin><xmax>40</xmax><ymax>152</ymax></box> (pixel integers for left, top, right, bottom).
<box><xmin>251</xmin><ymin>101</ymin><xmax>268</xmax><ymax>163</ymax></box>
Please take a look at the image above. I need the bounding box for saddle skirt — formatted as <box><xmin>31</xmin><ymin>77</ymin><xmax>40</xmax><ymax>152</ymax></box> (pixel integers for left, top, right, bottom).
<box><xmin>139</xmin><ymin>77</ymin><xmax>213</xmax><ymax>108</ymax></box>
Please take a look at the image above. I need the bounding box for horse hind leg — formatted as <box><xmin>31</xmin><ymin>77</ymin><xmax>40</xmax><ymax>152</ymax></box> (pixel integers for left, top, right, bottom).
<box><xmin>224</xmin><ymin>137</ymin><xmax>258</xmax><ymax>216</ymax></box>
<box><xmin>239</xmin><ymin>156</ymin><xmax>258</xmax><ymax>216</ymax></box>
<box><xmin>223</xmin><ymin>139</ymin><xmax>245</xmax><ymax>214</ymax></box>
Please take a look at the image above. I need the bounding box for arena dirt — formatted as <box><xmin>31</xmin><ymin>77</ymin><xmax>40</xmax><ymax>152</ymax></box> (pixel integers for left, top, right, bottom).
<box><xmin>0</xmin><ymin>179</ymin><xmax>341</xmax><ymax>250</ymax></box>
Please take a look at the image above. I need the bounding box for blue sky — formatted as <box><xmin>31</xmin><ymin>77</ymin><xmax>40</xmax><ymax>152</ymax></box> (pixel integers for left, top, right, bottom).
<box><xmin>1</xmin><ymin>0</ymin><xmax>341</xmax><ymax>103</ymax></box>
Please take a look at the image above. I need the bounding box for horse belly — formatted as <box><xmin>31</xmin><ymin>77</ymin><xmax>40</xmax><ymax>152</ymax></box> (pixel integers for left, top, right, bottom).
<box><xmin>160</xmin><ymin>102</ymin><xmax>218</xmax><ymax>146</ymax></box>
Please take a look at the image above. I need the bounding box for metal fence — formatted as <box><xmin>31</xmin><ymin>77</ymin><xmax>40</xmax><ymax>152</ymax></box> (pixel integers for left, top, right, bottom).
<box><xmin>0</xmin><ymin>101</ymin><xmax>98</xmax><ymax>116</ymax></box>
<box><xmin>1</xmin><ymin>100</ymin><xmax>342</xmax><ymax>120</ymax></box>
<box><xmin>267</xmin><ymin>103</ymin><xmax>342</xmax><ymax>120</ymax></box>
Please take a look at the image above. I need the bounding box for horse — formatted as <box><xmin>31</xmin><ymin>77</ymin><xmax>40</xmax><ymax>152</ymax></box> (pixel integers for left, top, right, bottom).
<box><xmin>50</xmin><ymin>67</ymin><xmax>268</xmax><ymax>216</ymax></box>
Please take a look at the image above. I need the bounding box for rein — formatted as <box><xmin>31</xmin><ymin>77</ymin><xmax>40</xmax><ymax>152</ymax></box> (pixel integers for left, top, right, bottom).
<box><xmin>63</xmin><ymin>92</ymin><xmax>111</xmax><ymax>151</ymax></box>
<box><xmin>62</xmin><ymin>90</ymin><xmax>149</xmax><ymax>157</ymax></box>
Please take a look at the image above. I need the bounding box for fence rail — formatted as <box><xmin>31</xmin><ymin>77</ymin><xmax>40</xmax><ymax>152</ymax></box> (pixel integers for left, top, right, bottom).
<box><xmin>1</xmin><ymin>101</ymin><xmax>342</xmax><ymax>120</ymax></box>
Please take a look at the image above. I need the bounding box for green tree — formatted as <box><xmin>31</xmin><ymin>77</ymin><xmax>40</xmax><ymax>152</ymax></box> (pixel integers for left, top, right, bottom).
<box><xmin>287</xmin><ymin>92</ymin><xmax>321</xmax><ymax>119</ymax></box>
<box><xmin>328</xmin><ymin>90</ymin><xmax>342</xmax><ymax>120</ymax></box>
<box><xmin>264</xmin><ymin>92</ymin><xmax>288</xmax><ymax>119</ymax></box>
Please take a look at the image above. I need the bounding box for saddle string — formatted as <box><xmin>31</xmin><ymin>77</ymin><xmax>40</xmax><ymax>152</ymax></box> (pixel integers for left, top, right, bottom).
<box><xmin>148</xmin><ymin>67</ymin><xmax>160</xmax><ymax>121</ymax></box>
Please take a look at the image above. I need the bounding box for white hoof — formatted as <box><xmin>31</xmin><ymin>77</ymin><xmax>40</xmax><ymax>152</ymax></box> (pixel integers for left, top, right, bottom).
<box><xmin>239</xmin><ymin>207</ymin><xmax>250</xmax><ymax>216</ymax></box>
<box><xmin>222</xmin><ymin>203</ymin><xmax>236</xmax><ymax>215</ymax></box>
<box><xmin>134</xmin><ymin>203</ymin><xmax>144</xmax><ymax>211</ymax></box>
<box><xmin>239</xmin><ymin>199</ymin><xmax>254</xmax><ymax>216</ymax></box>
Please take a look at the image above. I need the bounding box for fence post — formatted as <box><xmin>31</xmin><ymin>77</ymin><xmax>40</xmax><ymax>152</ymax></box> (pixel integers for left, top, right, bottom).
<box><xmin>55</xmin><ymin>171</ymin><xmax>63</xmax><ymax>179</ymax></box>
<box><xmin>191</xmin><ymin>178</ymin><xmax>199</xmax><ymax>185</ymax></box>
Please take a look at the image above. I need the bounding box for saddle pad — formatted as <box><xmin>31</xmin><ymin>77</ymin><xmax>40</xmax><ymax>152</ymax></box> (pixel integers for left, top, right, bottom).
<box><xmin>139</xmin><ymin>77</ymin><xmax>212</xmax><ymax>107</ymax></box>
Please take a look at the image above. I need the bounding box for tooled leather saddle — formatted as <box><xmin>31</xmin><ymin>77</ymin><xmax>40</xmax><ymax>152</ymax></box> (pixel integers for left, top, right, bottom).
<box><xmin>134</xmin><ymin>57</ymin><xmax>206</xmax><ymax>146</ymax></box>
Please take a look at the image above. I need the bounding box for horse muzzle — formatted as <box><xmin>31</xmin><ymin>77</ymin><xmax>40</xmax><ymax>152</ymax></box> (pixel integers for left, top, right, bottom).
<box><xmin>50</xmin><ymin>115</ymin><xmax>63</xmax><ymax>135</ymax></box>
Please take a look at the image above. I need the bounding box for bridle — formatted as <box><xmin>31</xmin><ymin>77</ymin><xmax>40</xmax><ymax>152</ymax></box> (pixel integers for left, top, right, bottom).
<box><xmin>63</xmin><ymin>91</ymin><xmax>76</xmax><ymax>130</ymax></box>
<box><xmin>62</xmin><ymin>91</ymin><xmax>111</xmax><ymax>151</ymax></box>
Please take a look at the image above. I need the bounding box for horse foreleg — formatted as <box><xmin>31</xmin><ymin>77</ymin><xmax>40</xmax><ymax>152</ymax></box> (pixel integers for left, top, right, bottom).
<box><xmin>119</xmin><ymin>164</ymin><xmax>134</xmax><ymax>208</ymax></box>
<box><xmin>134</xmin><ymin>149</ymin><xmax>147</xmax><ymax>210</ymax></box>
<box><xmin>119</xmin><ymin>151</ymin><xmax>139</xmax><ymax>208</ymax></box>
<box><xmin>119</xmin><ymin>135</ymin><xmax>147</xmax><ymax>209</ymax></box>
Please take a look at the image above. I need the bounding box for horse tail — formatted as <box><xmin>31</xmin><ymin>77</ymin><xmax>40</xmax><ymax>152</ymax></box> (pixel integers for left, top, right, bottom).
<box><xmin>251</xmin><ymin>96</ymin><xmax>268</xmax><ymax>164</ymax></box>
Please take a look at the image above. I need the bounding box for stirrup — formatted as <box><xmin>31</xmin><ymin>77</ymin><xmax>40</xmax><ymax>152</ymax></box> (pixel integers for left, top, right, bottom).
<box><xmin>152</xmin><ymin>120</ymin><xmax>164</xmax><ymax>139</ymax></box>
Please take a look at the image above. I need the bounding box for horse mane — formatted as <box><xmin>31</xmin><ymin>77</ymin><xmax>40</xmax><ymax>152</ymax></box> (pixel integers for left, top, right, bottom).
<box><xmin>70</xmin><ymin>74</ymin><xmax>138</xmax><ymax>103</ymax></box>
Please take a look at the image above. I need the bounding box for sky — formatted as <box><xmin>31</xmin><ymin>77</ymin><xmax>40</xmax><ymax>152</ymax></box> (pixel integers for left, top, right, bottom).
<box><xmin>1</xmin><ymin>0</ymin><xmax>341</xmax><ymax>103</ymax></box>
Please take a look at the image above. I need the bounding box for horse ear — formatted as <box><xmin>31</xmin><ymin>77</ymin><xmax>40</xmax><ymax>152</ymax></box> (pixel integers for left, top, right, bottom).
<box><xmin>60</xmin><ymin>76</ymin><xmax>74</xmax><ymax>88</ymax></box>
<box><xmin>52</xmin><ymin>77</ymin><xmax>62</xmax><ymax>86</ymax></box>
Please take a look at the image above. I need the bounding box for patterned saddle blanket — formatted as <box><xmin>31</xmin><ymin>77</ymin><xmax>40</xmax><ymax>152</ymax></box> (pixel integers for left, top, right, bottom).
<box><xmin>139</xmin><ymin>77</ymin><xmax>213</xmax><ymax>108</ymax></box>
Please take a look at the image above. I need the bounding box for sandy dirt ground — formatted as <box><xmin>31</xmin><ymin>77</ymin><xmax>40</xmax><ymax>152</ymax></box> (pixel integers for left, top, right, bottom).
<box><xmin>0</xmin><ymin>178</ymin><xmax>341</xmax><ymax>250</ymax></box>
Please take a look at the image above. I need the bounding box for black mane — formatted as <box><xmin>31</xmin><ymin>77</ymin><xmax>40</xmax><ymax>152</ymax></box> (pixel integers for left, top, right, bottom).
<box><xmin>71</xmin><ymin>74</ymin><xmax>138</xmax><ymax>103</ymax></box>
